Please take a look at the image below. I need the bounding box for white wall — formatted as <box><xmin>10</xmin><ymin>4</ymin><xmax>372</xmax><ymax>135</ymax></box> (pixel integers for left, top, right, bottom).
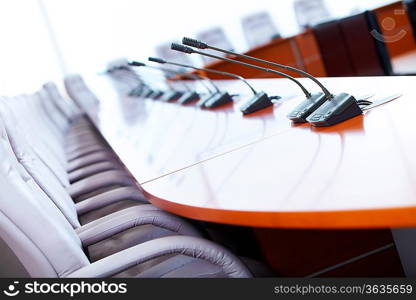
<box><xmin>42</xmin><ymin>0</ymin><xmax>397</xmax><ymax>73</ymax></box>
<box><xmin>0</xmin><ymin>0</ymin><xmax>397</xmax><ymax>94</ymax></box>
<box><xmin>0</xmin><ymin>0</ymin><xmax>63</xmax><ymax>95</ymax></box>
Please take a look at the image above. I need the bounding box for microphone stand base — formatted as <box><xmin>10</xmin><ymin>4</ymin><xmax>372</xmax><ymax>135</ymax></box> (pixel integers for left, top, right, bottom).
<box><xmin>143</xmin><ymin>89</ymin><xmax>155</xmax><ymax>98</ymax></box>
<box><xmin>307</xmin><ymin>93</ymin><xmax>362</xmax><ymax>127</ymax></box>
<box><xmin>178</xmin><ymin>91</ymin><xmax>200</xmax><ymax>104</ymax></box>
<box><xmin>287</xmin><ymin>92</ymin><xmax>327</xmax><ymax>123</ymax></box>
<box><xmin>240</xmin><ymin>92</ymin><xmax>275</xmax><ymax>115</ymax></box>
<box><xmin>159</xmin><ymin>91</ymin><xmax>183</xmax><ymax>102</ymax></box>
<box><xmin>128</xmin><ymin>86</ymin><xmax>144</xmax><ymax>97</ymax></box>
<box><xmin>150</xmin><ymin>90</ymin><xmax>165</xmax><ymax>100</ymax></box>
<box><xmin>204</xmin><ymin>92</ymin><xmax>233</xmax><ymax>108</ymax></box>
<box><xmin>196</xmin><ymin>93</ymin><xmax>216</xmax><ymax>107</ymax></box>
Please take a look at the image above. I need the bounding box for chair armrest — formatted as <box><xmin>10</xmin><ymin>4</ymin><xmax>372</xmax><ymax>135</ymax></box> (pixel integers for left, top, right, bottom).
<box><xmin>75</xmin><ymin>186</ymin><xmax>147</xmax><ymax>215</ymax></box>
<box><xmin>75</xmin><ymin>204</ymin><xmax>201</xmax><ymax>247</ymax></box>
<box><xmin>66</xmin><ymin>236</ymin><xmax>252</xmax><ymax>278</ymax></box>
<box><xmin>67</xmin><ymin>152</ymin><xmax>117</xmax><ymax>173</ymax></box>
<box><xmin>68</xmin><ymin>170</ymin><xmax>136</xmax><ymax>199</ymax></box>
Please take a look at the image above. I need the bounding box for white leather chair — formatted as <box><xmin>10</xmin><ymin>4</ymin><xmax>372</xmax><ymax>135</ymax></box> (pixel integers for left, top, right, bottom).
<box><xmin>0</xmin><ymin>100</ymin><xmax>231</xmax><ymax>264</ymax></box>
<box><xmin>0</xmin><ymin>121</ymin><xmax>251</xmax><ymax>277</ymax></box>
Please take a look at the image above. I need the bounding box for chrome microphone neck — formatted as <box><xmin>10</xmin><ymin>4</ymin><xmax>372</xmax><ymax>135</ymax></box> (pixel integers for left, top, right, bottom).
<box><xmin>171</xmin><ymin>43</ymin><xmax>312</xmax><ymax>98</ymax></box>
<box><xmin>148</xmin><ymin>57</ymin><xmax>220</xmax><ymax>94</ymax></box>
<box><xmin>181</xmin><ymin>37</ymin><xmax>332</xmax><ymax>98</ymax></box>
<box><xmin>150</xmin><ymin>57</ymin><xmax>258</xmax><ymax>96</ymax></box>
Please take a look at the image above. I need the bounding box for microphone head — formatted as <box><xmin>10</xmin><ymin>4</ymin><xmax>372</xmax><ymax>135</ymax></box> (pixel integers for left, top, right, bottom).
<box><xmin>171</xmin><ymin>43</ymin><xmax>194</xmax><ymax>54</ymax></box>
<box><xmin>128</xmin><ymin>61</ymin><xmax>146</xmax><ymax>67</ymax></box>
<box><xmin>182</xmin><ymin>37</ymin><xmax>208</xmax><ymax>49</ymax></box>
<box><xmin>148</xmin><ymin>57</ymin><xmax>166</xmax><ymax>64</ymax></box>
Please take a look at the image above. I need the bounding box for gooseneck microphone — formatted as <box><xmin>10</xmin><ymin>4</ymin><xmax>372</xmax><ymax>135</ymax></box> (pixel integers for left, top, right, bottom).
<box><xmin>178</xmin><ymin>39</ymin><xmax>330</xmax><ymax>122</ymax></box>
<box><xmin>149</xmin><ymin>57</ymin><xmax>258</xmax><ymax>95</ymax></box>
<box><xmin>106</xmin><ymin>66</ymin><xmax>149</xmax><ymax>96</ymax></box>
<box><xmin>129</xmin><ymin>60</ymin><xmax>207</xmax><ymax>102</ymax></box>
<box><xmin>129</xmin><ymin>60</ymin><xmax>193</xmax><ymax>90</ymax></box>
<box><xmin>182</xmin><ymin>37</ymin><xmax>331</xmax><ymax>98</ymax></box>
<box><xmin>148</xmin><ymin>57</ymin><xmax>247</xmax><ymax>109</ymax></box>
<box><xmin>128</xmin><ymin>60</ymin><xmax>183</xmax><ymax>100</ymax></box>
<box><xmin>131</xmin><ymin>61</ymin><xmax>220</xmax><ymax>94</ymax></box>
<box><xmin>135</xmin><ymin>60</ymin><xmax>218</xmax><ymax>104</ymax></box>
<box><xmin>150</xmin><ymin>60</ymin><xmax>220</xmax><ymax>94</ymax></box>
<box><xmin>129</xmin><ymin>60</ymin><xmax>215</xmax><ymax>92</ymax></box>
<box><xmin>108</xmin><ymin>66</ymin><xmax>157</xmax><ymax>98</ymax></box>
<box><xmin>148</xmin><ymin>57</ymin><xmax>237</xmax><ymax>108</ymax></box>
<box><xmin>148</xmin><ymin>56</ymin><xmax>282</xmax><ymax>113</ymax></box>
<box><xmin>177</xmin><ymin>39</ymin><xmax>363</xmax><ymax>126</ymax></box>
<box><xmin>171</xmin><ymin>44</ymin><xmax>310</xmax><ymax>98</ymax></box>
<box><xmin>172</xmin><ymin>43</ymin><xmax>325</xmax><ymax>114</ymax></box>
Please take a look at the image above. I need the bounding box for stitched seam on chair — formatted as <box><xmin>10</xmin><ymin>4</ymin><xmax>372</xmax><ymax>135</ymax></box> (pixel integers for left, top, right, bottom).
<box><xmin>73</xmin><ymin>237</ymin><xmax>247</xmax><ymax>277</ymax></box>
<box><xmin>76</xmin><ymin>194</ymin><xmax>147</xmax><ymax>215</ymax></box>
<box><xmin>80</xmin><ymin>205</ymin><xmax>157</xmax><ymax>230</ymax></box>
<box><xmin>161</xmin><ymin>261</ymin><xmax>224</xmax><ymax>278</ymax></box>
<box><xmin>81</xmin><ymin>214</ymin><xmax>182</xmax><ymax>245</ymax></box>
<box><xmin>81</xmin><ymin>220</ymin><xmax>135</xmax><ymax>245</ymax></box>
<box><xmin>129</xmin><ymin>250</ymin><xmax>231</xmax><ymax>276</ymax></box>
<box><xmin>146</xmin><ymin>256</ymin><xmax>195</xmax><ymax>278</ymax></box>
<box><xmin>126</xmin><ymin>242</ymin><xmax>239</xmax><ymax>277</ymax></box>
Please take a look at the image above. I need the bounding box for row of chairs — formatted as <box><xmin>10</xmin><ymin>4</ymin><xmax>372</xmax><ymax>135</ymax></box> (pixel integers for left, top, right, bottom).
<box><xmin>0</xmin><ymin>76</ymin><xmax>256</xmax><ymax>277</ymax></box>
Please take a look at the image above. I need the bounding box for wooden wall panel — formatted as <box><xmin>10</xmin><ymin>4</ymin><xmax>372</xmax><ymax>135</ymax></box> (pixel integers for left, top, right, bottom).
<box><xmin>312</xmin><ymin>20</ymin><xmax>356</xmax><ymax>77</ymax></box>
<box><xmin>294</xmin><ymin>29</ymin><xmax>327</xmax><ymax>77</ymax></box>
<box><xmin>203</xmin><ymin>38</ymin><xmax>305</xmax><ymax>79</ymax></box>
<box><xmin>374</xmin><ymin>1</ymin><xmax>416</xmax><ymax>57</ymax></box>
<box><xmin>191</xmin><ymin>2</ymin><xmax>415</xmax><ymax>79</ymax></box>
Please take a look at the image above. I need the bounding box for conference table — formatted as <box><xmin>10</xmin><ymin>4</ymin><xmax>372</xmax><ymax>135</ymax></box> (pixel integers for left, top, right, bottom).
<box><xmin>85</xmin><ymin>75</ymin><xmax>416</xmax><ymax>276</ymax></box>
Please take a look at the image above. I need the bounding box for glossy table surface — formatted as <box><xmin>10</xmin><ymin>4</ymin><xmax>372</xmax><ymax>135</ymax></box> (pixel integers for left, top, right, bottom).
<box><xmin>86</xmin><ymin>75</ymin><xmax>416</xmax><ymax>229</ymax></box>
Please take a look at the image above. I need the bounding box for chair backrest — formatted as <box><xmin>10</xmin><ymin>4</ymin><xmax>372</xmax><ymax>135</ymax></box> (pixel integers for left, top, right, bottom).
<box><xmin>340</xmin><ymin>11</ymin><xmax>392</xmax><ymax>76</ymax></box>
<box><xmin>13</xmin><ymin>94</ymin><xmax>65</xmax><ymax>161</ymax></box>
<box><xmin>313</xmin><ymin>12</ymin><xmax>393</xmax><ymax>77</ymax></box>
<box><xmin>313</xmin><ymin>20</ymin><xmax>356</xmax><ymax>76</ymax></box>
<box><xmin>0</xmin><ymin>98</ymin><xmax>80</xmax><ymax>228</ymax></box>
<box><xmin>43</xmin><ymin>82</ymin><xmax>82</xmax><ymax>121</ymax></box>
<box><xmin>0</xmin><ymin>117</ymin><xmax>88</xmax><ymax>277</ymax></box>
<box><xmin>64</xmin><ymin>75</ymin><xmax>99</xmax><ymax>113</ymax></box>
<box><xmin>4</xmin><ymin>96</ymin><xmax>70</xmax><ymax>188</ymax></box>
<box><xmin>405</xmin><ymin>0</ymin><xmax>416</xmax><ymax>40</ymax></box>
<box><xmin>38</xmin><ymin>89</ymin><xmax>70</xmax><ymax>134</ymax></box>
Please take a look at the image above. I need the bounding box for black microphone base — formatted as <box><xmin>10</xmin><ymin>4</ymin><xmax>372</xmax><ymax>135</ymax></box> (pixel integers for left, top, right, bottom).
<box><xmin>307</xmin><ymin>93</ymin><xmax>362</xmax><ymax>127</ymax></box>
<box><xmin>178</xmin><ymin>91</ymin><xmax>200</xmax><ymax>104</ymax></box>
<box><xmin>144</xmin><ymin>89</ymin><xmax>155</xmax><ymax>98</ymax></box>
<box><xmin>196</xmin><ymin>93</ymin><xmax>216</xmax><ymax>107</ymax></box>
<box><xmin>159</xmin><ymin>90</ymin><xmax>183</xmax><ymax>102</ymax></box>
<box><xmin>150</xmin><ymin>90</ymin><xmax>165</xmax><ymax>100</ymax></box>
<box><xmin>287</xmin><ymin>92</ymin><xmax>327</xmax><ymax>123</ymax></box>
<box><xmin>128</xmin><ymin>86</ymin><xmax>144</xmax><ymax>97</ymax></box>
<box><xmin>240</xmin><ymin>92</ymin><xmax>274</xmax><ymax>115</ymax></box>
<box><xmin>128</xmin><ymin>89</ymin><xmax>137</xmax><ymax>97</ymax></box>
<box><xmin>204</xmin><ymin>91</ymin><xmax>233</xmax><ymax>108</ymax></box>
